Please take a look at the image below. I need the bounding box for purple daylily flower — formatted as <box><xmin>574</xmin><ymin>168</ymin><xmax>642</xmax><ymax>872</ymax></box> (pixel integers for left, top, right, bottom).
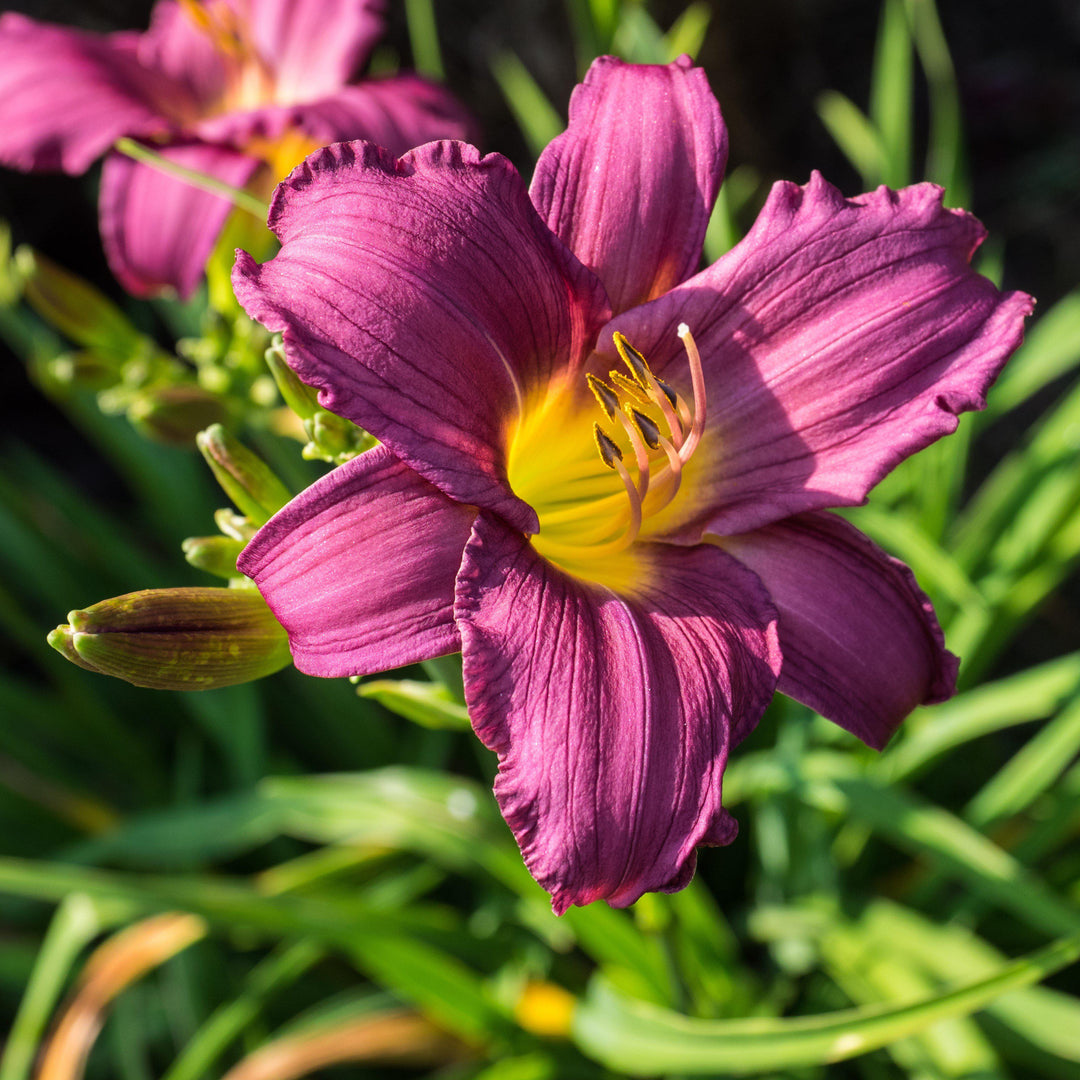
<box><xmin>232</xmin><ymin>57</ymin><xmax>1032</xmax><ymax>913</ymax></box>
<box><xmin>0</xmin><ymin>0</ymin><xmax>474</xmax><ymax>297</ymax></box>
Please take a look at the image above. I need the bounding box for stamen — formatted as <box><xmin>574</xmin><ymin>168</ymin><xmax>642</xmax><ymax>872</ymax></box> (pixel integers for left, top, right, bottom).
<box><xmin>586</xmin><ymin>373</ymin><xmax>619</xmax><ymax>420</ymax></box>
<box><xmin>593</xmin><ymin>423</ymin><xmax>623</xmax><ymax>469</ymax></box>
<box><xmin>617</xmin><ymin>407</ymin><xmax>653</xmax><ymax>501</ymax></box>
<box><xmin>677</xmin><ymin>323</ymin><xmax>707</xmax><ymax>462</ymax></box>
<box><xmin>627</xmin><ymin>407</ymin><xmax>661</xmax><ymax>450</ymax></box>
<box><xmin>609</xmin><ymin>370</ymin><xmax>650</xmax><ymax>405</ymax></box>
<box><xmin>613</xmin><ymin>333</ymin><xmax>651</xmax><ymax>389</ymax></box>
<box><xmin>614</xmin><ymin>332</ymin><xmax>684</xmax><ymax>449</ymax></box>
<box><xmin>648</xmin><ymin>433</ymin><xmax>684</xmax><ymax>512</ymax></box>
<box><xmin>593</xmin><ymin>423</ymin><xmax>642</xmax><ymax>548</ymax></box>
<box><xmin>657</xmin><ymin>376</ymin><xmax>693</xmax><ymax>433</ymax></box>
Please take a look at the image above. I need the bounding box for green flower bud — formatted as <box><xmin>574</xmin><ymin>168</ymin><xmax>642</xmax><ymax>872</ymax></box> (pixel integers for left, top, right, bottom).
<box><xmin>197</xmin><ymin>424</ymin><xmax>291</xmax><ymax>525</ymax></box>
<box><xmin>264</xmin><ymin>338</ymin><xmax>319</xmax><ymax>420</ymax></box>
<box><xmin>128</xmin><ymin>386</ymin><xmax>231</xmax><ymax>446</ymax></box>
<box><xmin>34</xmin><ymin>349</ymin><xmax>118</xmax><ymax>392</ymax></box>
<box><xmin>16</xmin><ymin>247</ymin><xmax>146</xmax><ymax>355</ymax></box>
<box><xmin>48</xmin><ymin>587</ymin><xmax>292</xmax><ymax>690</ymax></box>
<box><xmin>182</xmin><ymin>535</ymin><xmax>245</xmax><ymax>579</ymax></box>
<box><xmin>214</xmin><ymin>509</ymin><xmax>255</xmax><ymax>542</ymax></box>
<box><xmin>357</xmin><ymin>679</ymin><xmax>471</xmax><ymax>730</ymax></box>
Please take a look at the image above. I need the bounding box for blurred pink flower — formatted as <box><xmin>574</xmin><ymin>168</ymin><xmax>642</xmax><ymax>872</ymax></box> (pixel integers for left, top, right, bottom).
<box><xmin>0</xmin><ymin>0</ymin><xmax>474</xmax><ymax>296</ymax></box>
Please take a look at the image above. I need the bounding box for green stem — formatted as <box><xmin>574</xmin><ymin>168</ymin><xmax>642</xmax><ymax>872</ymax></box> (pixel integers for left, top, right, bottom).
<box><xmin>113</xmin><ymin>138</ymin><xmax>268</xmax><ymax>219</ymax></box>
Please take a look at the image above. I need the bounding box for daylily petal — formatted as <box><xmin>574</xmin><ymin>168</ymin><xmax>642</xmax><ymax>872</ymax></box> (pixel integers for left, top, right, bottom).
<box><xmin>192</xmin><ymin>76</ymin><xmax>477</xmax><ymax>163</ymax></box>
<box><xmin>0</xmin><ymin>13</ymin><xmax>170</xmax><ymax>172</ymax></box>
<box><xmin>603</xmin><ymin>175</ymin><xmax>1034</xmax><ymax>538</ymax></box>
<box><xmin>723</xmin><ymin>511</ymin><xmax>957</xmax><ymax>748</ymax></box>
<box><xmin>530</xmin><ymin>55</ymin><xmax>726</xmax><ymax>314</ymax></box>
<box><xmin>247</xmin><ymin>0</ymin><xmax>384</xmax><ymax>105</ymax></box>
<box><xmin>137</xmin><ymin>0</ymin><xmax>228</xmax><ymax>113</ymax></box>
<box><xmin>233</xmin><ymin>139</ymin><xmax>611</xmax><ymax>534</ymax></box>
<box><xmin>99</xmin><ymin>142</ymin><xmax>260</xmax><ymax>298</ymax></box>
<box><xmin>238</xmin><ymin>444</ymin><xmax>475</xmax><ymax>677</ymax></box>
<box><xmin>456</xmin><ymin>514</ymin><xmax>781</xmax><ymax>913</ymax></box>
<box><xmin>277</xmin><ymin>77</ymin><xmax>478</xmax><ymax>154</ymax></box>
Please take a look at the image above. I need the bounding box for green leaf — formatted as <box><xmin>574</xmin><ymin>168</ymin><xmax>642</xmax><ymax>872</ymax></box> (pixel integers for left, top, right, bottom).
<box><xmin>870</xmin><ymin>0</ymin><xmax>914</xmax><ymax>187</ymax></box>
<box><xmin>491</xmin><ymin>53</ymin><xmax>564</xmax><ymax>159</ymax></box>
<box><xmin>816</xmin><ymin>91</ymin><xmax>887</xmax><ymax>185</ymax></box>
<box><xmin>881</xmin><ymin>652</ymin><xmax>1080</xmax><ymax>781</ymax></box>
<box><xmin>818</xmin><ymin>777</ymin><xmax>1080</xmax><ymax>938</ymax></box>
<box><xmin>0</xmin><ymin>894</ymin><xmax>103</xmax><ymax>1080</ymax></box>
<box><xmin>907</xmin><ymin>0</ymin><xmax>968</xmax><ymax>203</ymax></box>
<box><xmin>964</xmin><ymin>693</ymin><xmax>1080</xmax><ymax>829</ymax></box>
<box><xmin>663</xmin><ymin>2</ymin><xmax>711</xmax><ymax>60</ymax></box>
<box><xmin>573</xmin><ymin>933</ymin><xmax>1080</xmax><ymax>1074</ymax></box>
<box><xmin>404</xmin><ymin>0</ymin><xmax>444</xmax><ymax>78</ymax></box>
<box><xmin>982</xmin><ymin>288</ymin><xmax>1080</xmax><ymax>420</ymax></box>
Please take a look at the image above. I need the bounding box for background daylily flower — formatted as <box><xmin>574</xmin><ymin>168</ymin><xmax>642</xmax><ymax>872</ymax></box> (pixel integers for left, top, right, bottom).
<box><xmin>0</xmin><ymin>0</ymin><xmax>474</xmax><ymax>297</ymax></box>
<box><xmin>231</xmin><ymin>56</ymin><xmax>1032</xmax><ymax>913</ymax></box>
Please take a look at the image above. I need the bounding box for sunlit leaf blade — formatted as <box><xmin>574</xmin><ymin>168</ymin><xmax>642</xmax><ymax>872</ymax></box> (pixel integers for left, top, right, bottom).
<box><xmin>964</xmin><ymin>693</ymin><xmax>1080</xmax><ymax>829</ymax></box>
<box><xmin>907</xmin><ymin>0</ymin><xmax>968</xmax><ymax>203</ymax></box>
<box><xmin>881</xmin><ymin>652</ymin><xmax>1080</xmax><ymax>781</ymax></box>
<box><xmin>982</xmin><ymin>288</ymin><xmax>1080</xmax><ymax>420</ymax></box>
<box><xmin>816</xmin><ymin>91</ymin><xmax>887</xmax><ymax>186</ymax></box>
<box><xmin>870</xmin><ymin>0</ymin><xmax>913</xmax><ymax>186</ymax></box>
<box><xmin>573</xmin><ymin>932</ymin><xmax>1080</xmax><ymax>1075</ymax></box>
<box><xmin>491</xmin><ymin>52</ymin><xmax>564</xmax><ymax>158</ymax></box>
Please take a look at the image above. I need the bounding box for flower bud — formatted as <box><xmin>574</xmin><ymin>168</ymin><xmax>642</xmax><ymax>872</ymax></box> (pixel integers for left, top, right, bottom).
<box><xmin>34</xmin><ymin>349</ymin><xmax>118</xmax><ymax>392</ymax></box>
<box><xmin>182</xmin><ymin>535</ymin><xmax>245</xmax><ymax>579</ymax></box>
<box><xmin>16</xmin><ymin>246</ymin><xmax>146</xmax><ymax>355</ymax></box>
<box><xmin>128</xmin><ymin>386</ymin><xmax>231</xmax><ymax>446</ymax></box>
<box><xmin>197</xmin><ymin>424</ymin><xmax>291</xmax><ymax>525</ymax></box>
<box><xmin>357</xmin><ymin>678</ymin><xmax>471</xmax><ymax>730</ymax></box>
<box><xmin>264</xmin><ymin>337</ymin><xmax>319</xmax><ymax>420</ymax></box>
<box><xmin>48</xmin><ymin>587</ymin><xmax>291</xmax><ymax>690</ymax></box>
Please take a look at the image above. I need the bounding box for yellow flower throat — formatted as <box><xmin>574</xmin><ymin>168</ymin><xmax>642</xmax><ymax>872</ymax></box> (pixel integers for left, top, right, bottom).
<box><xmin>507</xmin><ymin>324</ymin><xmax>707</xmax><ymax>593</ymax></box>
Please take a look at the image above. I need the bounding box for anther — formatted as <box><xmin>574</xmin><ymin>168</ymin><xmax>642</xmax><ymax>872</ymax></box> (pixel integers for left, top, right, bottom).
<box><xmin>586</xmin><ymin>373</ymin><xmax>619</xmax><ymax>420</ymax></box>
<box><xmin>627</xmin><ymin>407</ymin><xmax>661</xmax><ymax>450</ymax></box>
<box><xmin>593</xmin><ymin>423</ymin><xmax>643</xmax><ymax>546</ymax></box>
<box><xmin>613</xmin><ymin>331</ymin><xmax>685</xmax><ymax>449</ymax></box>
<box><xmin>593</xmin><ymin>423</ymin><xmax>623</xmax><ymax>468</ymax></box>
<box><xmin>613</xmin><ymin>333</ymin><xmax>651</xmax><ymax>389</ymax></box>
<box><xmin>609</xmin><ymin>370</ymin><xmax>649</xmax><ymax>405</ymax></box>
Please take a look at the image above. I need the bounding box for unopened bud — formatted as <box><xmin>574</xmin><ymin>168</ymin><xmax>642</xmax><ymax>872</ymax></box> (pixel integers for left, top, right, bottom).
<box><xmin>265</xmin><ymin>338</ymin><xmax>319</xmax><ymax>420</ymax></box>
<box><xmin>129</xmin><ymin>386</ymin><xmax>230</xmax><ymax>446</ymax></box>
<box><xmin>182</xmin><ymin>535</ymin><xmax>245</xmax><ymax>579</ymax></box>
<box><xmin>305</xmin><ymin>409</ymin><xmax>373</xmax><ymax>463</ymax></box>
<box><xmin>16</xmin><ymin>247</ymin><xmax>145</xmax><ymax>355</ymax></box>
<box><xmin>357</xmin><ymin>679</ymin><xmax>471</xmax><ymax>730</ymax></box>
<box><xmin>48</xmin><ymin>587</ymin><xmax>291</xmax><ymax>690</ymax></box>
<box><xmin>214</xmin><ymin>508</ymin><xmax>255</xmax><ymax>542</ymax></box>
<box><xmin>35</xmin><ymin>349</ymin><xmax>118</xmax><ymax>391</ymax></box>
<box><xmin>196</xmin><ymin>424</ymin><xmax>291</xmax><ymax>524</ymax></box>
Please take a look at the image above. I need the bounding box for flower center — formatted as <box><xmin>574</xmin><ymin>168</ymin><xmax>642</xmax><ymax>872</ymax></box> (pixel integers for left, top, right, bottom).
<box><xmin>506</xmin><ymin>324</ymin><xmax>706</xmax><ymax>590</ymax></box>
<box><xmin>178</xmin><ymin>0</ymin><xmax>276</xmax><ymax>112</ymax></box>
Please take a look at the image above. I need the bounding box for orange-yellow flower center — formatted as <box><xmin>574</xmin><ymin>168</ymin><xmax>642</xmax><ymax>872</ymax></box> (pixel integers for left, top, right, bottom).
<box><xmin>506</xmin><ymin>324</ymin><xmax>708</xmax><ymax>592</ymax></box>
<box><xmin>178</xmin><ymin>2</ymin><xmax>321</xmax><ymax>182</ymax></box>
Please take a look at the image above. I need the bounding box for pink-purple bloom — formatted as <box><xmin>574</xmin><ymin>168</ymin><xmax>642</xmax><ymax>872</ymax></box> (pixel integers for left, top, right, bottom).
<box><xmin>232</xmin><ymin>57</ymin><xmax>1032</xmax><ymax>912</ymax></box>
<box><xmin>0</xmin><ymin>0</ymin><xmax>473</xmax><ymax>297</ymax></box>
